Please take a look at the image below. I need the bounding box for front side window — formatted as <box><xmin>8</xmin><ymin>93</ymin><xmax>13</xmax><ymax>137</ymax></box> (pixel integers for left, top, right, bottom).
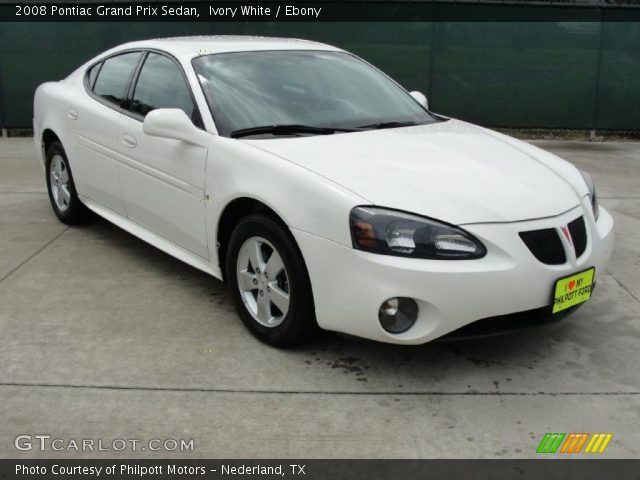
<box><xmin>192</xmin><ymin>50</ymin><xmax>438</xmax><ymax>137</ymax></box>
<box><xmin>92</xmin><ymin>52</ymin><xmax>141</xmax><ymax>106</ymax></box>
<box><xmin>130</xmin><ymin>53</ymin><xmax>198</xmax><ymax>124</ymax></box>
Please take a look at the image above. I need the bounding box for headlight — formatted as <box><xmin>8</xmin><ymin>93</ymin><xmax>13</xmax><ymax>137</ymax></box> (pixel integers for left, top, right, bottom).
<box><xmin>579</xmin><ymin>170</ymin><xmax>600</xmax><ymax>220</ymax></box>
<box><xmin>350</xmin><ymin>207</ymin><xmax>486</xmax><ymax>259</ymax></box>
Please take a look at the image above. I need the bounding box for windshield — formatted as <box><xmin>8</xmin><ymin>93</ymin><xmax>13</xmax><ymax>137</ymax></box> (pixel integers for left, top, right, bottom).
<box><xmin>192</xmin><ymin>50</ymin><xmax>439</xmax><ymax>138</ymax></box>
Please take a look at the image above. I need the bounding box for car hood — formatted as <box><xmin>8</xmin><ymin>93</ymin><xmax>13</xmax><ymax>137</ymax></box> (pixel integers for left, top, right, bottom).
<box><xmin>244</xmin><ymin>119</ymin><xmax>582</xmax><ymax>224</ymax></box>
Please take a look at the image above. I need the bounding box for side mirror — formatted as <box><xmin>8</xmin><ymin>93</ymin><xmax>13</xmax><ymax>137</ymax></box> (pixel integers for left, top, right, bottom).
<box><xmin>409</xmin><ymin>91</ymin><xmax>429</xmax><ymax>110</ymax></box>
<box><xmin>143</xmin><ymin>108</ymin><xmax>210</xmax><ymax>148</ymax></box>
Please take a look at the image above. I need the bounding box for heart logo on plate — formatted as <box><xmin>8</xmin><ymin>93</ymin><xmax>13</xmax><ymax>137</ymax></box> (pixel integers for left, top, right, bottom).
<box><xmin>568</xmin><ymin>280</ymin><xmax>576</xmax><ymax>290</ymax></box>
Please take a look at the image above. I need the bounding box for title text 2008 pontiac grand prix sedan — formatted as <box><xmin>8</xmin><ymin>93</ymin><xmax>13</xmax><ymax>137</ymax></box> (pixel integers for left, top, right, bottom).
<box><xmin>33</xmin><ymin>36</ymin><xmax>614</xmax><ymax>347</ymax></box>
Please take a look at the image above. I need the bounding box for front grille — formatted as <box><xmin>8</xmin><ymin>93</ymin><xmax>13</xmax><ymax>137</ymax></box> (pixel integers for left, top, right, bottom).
<box><xmin>519</xmin><ymin>228</ymin><xmax>566</xmax><ymax>265</ymax></box>
<box><xmin>568</xmin><ymin>216</ymin><xmax>587</xmax><ymax>258</ymax></box>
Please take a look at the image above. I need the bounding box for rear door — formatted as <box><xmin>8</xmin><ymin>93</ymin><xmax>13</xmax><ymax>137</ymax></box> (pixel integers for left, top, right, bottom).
<box><xmin>71</xmin><ymin>51</ymin><xmax>143</xmax><ymax>215</ymax></box>
<box><xmin>116</xmin><ymin>51</ymin><xmax>209</xmax><ymax>258</ymax></box>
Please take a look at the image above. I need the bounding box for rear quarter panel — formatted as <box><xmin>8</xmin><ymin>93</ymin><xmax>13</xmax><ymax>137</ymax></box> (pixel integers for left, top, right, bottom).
<box><xmin>33</xmin><ymin>79</ymin><xmax>77</xmax><ymax>165</ymax></box>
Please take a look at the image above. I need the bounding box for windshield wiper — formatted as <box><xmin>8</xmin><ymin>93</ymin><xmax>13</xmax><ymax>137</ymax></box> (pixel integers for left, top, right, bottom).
<box><xmin>357</xmin><ymin>121</ymin><xmax>421</xmax><ymax>130</ymax></box>
<box><xmin>231</xmin><ymin>124</ymin><xmax>356</xmax><ymax>139</ymax></box>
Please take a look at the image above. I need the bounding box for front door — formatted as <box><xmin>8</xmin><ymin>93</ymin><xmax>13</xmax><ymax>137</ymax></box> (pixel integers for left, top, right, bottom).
<box><xmin>116</xmin><ymin>52</ymin><xmax>209</xmax><ymax>258</ymax></box>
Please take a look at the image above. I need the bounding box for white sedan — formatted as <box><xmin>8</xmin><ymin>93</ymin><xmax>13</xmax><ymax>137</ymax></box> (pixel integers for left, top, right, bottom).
<box><xmin>33</xmin><ymin>36</ymin><xmax>614</xmax><ymax>347</ymax></box>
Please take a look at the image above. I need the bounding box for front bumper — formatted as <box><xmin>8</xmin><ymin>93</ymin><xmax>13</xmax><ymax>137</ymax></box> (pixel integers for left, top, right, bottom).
<box><xmin>293</xmin><ymin>201</ymin><xmax>614</xmax><ymax>344</ymax></box>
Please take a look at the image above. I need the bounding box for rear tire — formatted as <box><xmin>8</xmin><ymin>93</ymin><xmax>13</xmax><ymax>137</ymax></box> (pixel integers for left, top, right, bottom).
<box><xmin>45</xmin><ymin>141</ymin><xmax>88</xmax><ymax>224</ymax></box>
<box><xmin>226</xmin><ymin>214</ymin><xmax>316</xmax><ymax>347</ymax></box>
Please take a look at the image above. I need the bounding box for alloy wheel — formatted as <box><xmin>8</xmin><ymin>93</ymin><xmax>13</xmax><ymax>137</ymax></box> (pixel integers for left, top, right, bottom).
<box><xmin>236</xmin><ymin>236</ymin><xmax>290</xmax><ymax>327</ymax></box>
<box><xmin>49</xmin><ymin>154</ymin><xmax>71</xmax><ymax>212</ymax></box>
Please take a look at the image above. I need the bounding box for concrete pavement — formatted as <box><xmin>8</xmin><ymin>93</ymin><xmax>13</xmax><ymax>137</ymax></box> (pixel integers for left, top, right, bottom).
<box><xmin>0</xmin><ymin>138</ymin><xmax>639</xmax><ymax>458</ymax></box>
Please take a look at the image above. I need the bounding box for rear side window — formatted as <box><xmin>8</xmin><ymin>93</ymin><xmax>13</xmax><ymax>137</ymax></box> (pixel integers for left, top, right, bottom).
<box><xmin>92</xmin><ymin>52</ymin><xmax>141</xmax><ymax>106</ymax></box>
<box><xmin>86</xmin><ymin>62</ymin><xmax>102</xmax><ymax>90</ymax></box>
<box><xmin>130</xmin><ymin>53</ymin><xmax>198</xmax><ymax>123</ymax></box>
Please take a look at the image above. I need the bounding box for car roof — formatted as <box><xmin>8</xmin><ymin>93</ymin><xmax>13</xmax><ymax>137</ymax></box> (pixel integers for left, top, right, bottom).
<box><xmin>113</xmin><ymin>35</ymin><xmax>342</xmax><ymax>59</ymax></box>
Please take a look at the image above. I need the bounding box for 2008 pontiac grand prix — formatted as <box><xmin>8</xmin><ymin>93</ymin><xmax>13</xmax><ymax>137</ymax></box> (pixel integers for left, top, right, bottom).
<box><xmin>33</xmin><ymin>36</ymin><xmax>614</xmax><ymax>347</ymax></box>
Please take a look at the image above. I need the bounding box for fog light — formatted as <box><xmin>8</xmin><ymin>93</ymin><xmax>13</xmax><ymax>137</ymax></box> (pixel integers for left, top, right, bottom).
<box><xmin>378</xmin><ymin>297</ymin><xmax>418</xmax><ymax>333</ymax></box>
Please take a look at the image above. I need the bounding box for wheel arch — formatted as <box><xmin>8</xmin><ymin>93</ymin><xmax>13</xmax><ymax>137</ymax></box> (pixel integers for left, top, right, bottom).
<box><xmin>216</xmin><ymin>196</ymin><xmax>291</xmax><ymax>281</ymax></box>
<box><xmin>42</xmin><ymin>128</ymin><xmax>61</xmax><ymax>156</ymax></box>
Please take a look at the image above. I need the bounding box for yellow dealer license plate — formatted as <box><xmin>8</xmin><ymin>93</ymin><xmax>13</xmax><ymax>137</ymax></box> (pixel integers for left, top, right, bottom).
<box><xmin>552</xmin><ymin>267</ymin><xmax>595</xmax><ymax>314</ymax></box>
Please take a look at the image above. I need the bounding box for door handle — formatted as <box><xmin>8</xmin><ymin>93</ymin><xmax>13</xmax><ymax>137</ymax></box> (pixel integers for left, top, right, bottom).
<box><xmin>67</xmin><ymin>108</ymin><xmax>79</xmax><ymax>120</ymax></box>
<box><xmin>121</xmin><ymin>134</ymin><xmax>137</xmax><ymax>149</ymax></box>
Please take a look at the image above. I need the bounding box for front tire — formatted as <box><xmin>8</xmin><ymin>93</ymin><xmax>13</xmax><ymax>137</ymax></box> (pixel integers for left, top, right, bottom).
<box><xmin>226</xmin><ymin>214</ymin><xmax>316</xmax><ymax>347</ymax></box>
<box><xmin>45</xmin><ymin>141</ymin><xmax>87</xmax><ymax>224</ymax></box>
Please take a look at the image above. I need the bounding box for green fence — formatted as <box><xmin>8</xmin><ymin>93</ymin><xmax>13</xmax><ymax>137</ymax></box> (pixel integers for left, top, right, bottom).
<box><xmin>0</xmin><ymin>21</ymin><xmax>639</xmax><ymax>130</ymax></box>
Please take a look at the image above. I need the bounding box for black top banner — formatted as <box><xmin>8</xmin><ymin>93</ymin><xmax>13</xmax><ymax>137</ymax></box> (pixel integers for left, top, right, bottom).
<box><xmin>2</xmin><ymin>1</ymin><xmax>640</xmax><ymax>22</ymax></box>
